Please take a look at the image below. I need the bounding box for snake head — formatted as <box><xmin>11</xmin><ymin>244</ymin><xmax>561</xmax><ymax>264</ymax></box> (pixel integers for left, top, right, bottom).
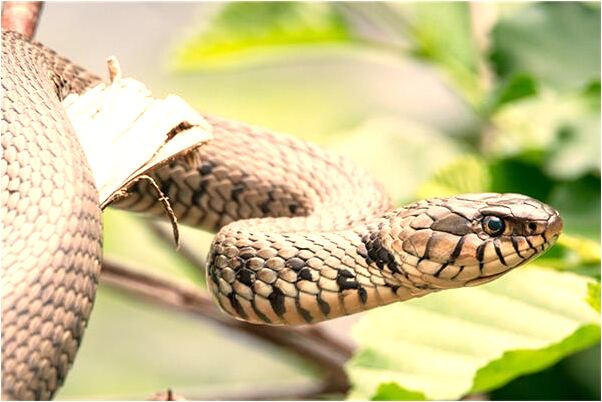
<box><xmin>384</xmin><ymin>193</ymin><xmax>563</xmax><ymax>290</ymax></box>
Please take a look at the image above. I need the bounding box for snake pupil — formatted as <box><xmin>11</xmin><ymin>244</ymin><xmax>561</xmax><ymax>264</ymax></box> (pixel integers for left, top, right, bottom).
<box><xmin>483</xmin><ymin>216</ymin><xmax>505</xmax><ymax>236</ymax></box>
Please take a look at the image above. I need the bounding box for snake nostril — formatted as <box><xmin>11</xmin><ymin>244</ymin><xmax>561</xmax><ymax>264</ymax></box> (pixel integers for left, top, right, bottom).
<box><xmin>546</xmin><ymin>214</ymin><xmax>563</xmax><ymax>239</ymax></box>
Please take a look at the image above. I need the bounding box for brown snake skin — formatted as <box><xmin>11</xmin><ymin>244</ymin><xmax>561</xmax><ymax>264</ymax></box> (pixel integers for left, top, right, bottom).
<box><xmin>1</xmin><ymin>31</ymin><xmax>563</xmax><ymax>399</ymax></box>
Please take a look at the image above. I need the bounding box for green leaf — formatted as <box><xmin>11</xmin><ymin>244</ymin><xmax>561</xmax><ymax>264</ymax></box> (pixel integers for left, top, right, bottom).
<box><xmin>103</xmin><ymin>209</ymin><xmax>206</xmax><ymax>286</ymax></box>
<box><xmin>545</xmin><ymin>107</ymin><xmax>601</xmax><ymax>181</ymax></box>
<box><xmin>346</xmin><ymin>268</ymin><xmax>601</xmax><ymax>400</ymax></box>
<box><xmin>486</xmin><ymin>90</ymin><xmax>601</xmax><ymax>180</ymax></box>
<box><xmin>483</xmin><ymin>74</ymin><xmax>539</xmax><ymax>114</ymax></box>
<box><xmin>583</xmin><ymin>80</ymin><xmax>601</xmax><ymax>111</ymax></box>
<box><xmin>537</xmin><ymin>233</ymin><xmax>601</xmax><ymax>279</ymax></box>
<box><xmin>334</xmin><ymin>117</ymin><xmax>463</xmax><ymax>203</ymax></box>
<box><xmin>488</xmin><ymin>157</ymin><xmax>556</xmax><ymax>202</ymax></box>
<box><xmin>490</xmin><ymin>3</ymin><xmax>601</xmax><ymax>91</ymax></box>
<box><xmin>396</xmin><ymin>2</ymin><xmax>481</xmax><ymax>103</ymax></box>
<box><xmin>173</xmin><ymin>2</ymin><xmax>356</xmax><ymax>71</ymax></box>
<box><xmin>548</xmin><ymin>175</ymin><xmax>601</xmax><ymax>240</ymax></box>
<box><xmin>371</xmin><ymin>382</ymin><xmax>426</xmax><ymax>401</ymax></box>
<box><xmin>470</xmin><ymin>324</ymin><xmax>600</xmax><ymax>394</ymax></box>
<box><xmin>587</xmin><ymin>282</ymin><xmax>601</xmax><ymax>313</ymax></box>
<box><xmin>417</xmin><ymin>155</ymin><xmax>490</xmax><ymax>199</ymax></box>
<box><xmin>557</xmin><ymin>234</ymin><xmax>602</xmax><ymax>266</ymax></box>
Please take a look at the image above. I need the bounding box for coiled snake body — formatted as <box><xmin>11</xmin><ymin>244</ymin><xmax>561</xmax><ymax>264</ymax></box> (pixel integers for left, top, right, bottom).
<box><xmin>1</xmin><ymin>31</ymin><xmax>563</xmax><ymax>400</ymax></box>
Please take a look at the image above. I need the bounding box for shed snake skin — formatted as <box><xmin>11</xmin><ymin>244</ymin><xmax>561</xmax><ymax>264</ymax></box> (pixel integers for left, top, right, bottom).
<box><xmin>1</xmin><ymin>31</ymin><xmax>563</xmax><ymax>400</ymax></box>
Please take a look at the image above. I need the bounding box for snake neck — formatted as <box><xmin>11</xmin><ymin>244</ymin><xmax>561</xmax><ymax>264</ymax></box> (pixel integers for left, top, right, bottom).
<box><xmin>206</xmin><ymin>211</ymin><xmax>439</xmax><ymax>326</ymax></box>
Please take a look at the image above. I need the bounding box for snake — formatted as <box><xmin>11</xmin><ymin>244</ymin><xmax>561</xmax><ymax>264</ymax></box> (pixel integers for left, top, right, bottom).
<box><xmin>1</xmin><ymin>30</ymin><xmax>564</xmax><ymax>400</ymax></box>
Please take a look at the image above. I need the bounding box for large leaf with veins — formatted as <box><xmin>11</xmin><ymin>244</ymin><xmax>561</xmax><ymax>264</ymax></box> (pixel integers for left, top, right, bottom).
<box><xmin>346</xmin><ymin>267</ymin><xmax>600</xmax><ymax>400</ymax></box>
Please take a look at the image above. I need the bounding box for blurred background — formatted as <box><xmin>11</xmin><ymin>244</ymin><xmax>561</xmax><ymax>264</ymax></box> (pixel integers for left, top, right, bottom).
<box><xmin>34</xmin><ymin>2</ymin><xmax>600</xmax><ymax>400</ymax></box>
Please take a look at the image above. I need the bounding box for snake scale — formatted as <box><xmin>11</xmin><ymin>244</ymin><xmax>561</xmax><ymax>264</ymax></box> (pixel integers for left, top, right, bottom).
<box><xmin>1</xmin><ymin>30</ymin><xmax>563</xmax><ymax>400</ymax></box>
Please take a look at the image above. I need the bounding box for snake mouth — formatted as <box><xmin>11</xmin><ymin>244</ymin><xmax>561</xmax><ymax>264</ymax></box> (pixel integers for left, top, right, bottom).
<box><xmin>465</xmin><ymin>271</ymin><xmax>507</xmax><ymax>286</ymax></box>
<box><xmin>462</xmin><ymin>238</ymin><xmax>554</xmax><ymax>286</ymax></box>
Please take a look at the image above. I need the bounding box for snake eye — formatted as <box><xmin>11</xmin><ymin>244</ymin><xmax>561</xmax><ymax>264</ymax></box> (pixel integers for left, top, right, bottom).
<box><xmin>482</xmin><ymin>216</ymin><xmax>505</xmax><ymax>236</ymax></box>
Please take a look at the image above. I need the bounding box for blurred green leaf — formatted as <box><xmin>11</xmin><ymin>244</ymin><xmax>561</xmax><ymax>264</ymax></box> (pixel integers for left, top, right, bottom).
<box><xmin>538</xmin><ymin>233</ymin><xmax>601</xmax><ymax>278</ymax></box>
<box><xmin>103</xmin><ymin>209</ymin><xmax>206</xmax><ymax>286</ymax></box>
<box><xmin>587</xmin><ymin>282</ymin><xmax>601</xmax><ymax>314</ymax></box>
<box><xmin>490</xmin><ymin>3</ymin><xmax>601</xmax><ymax>91</ymax></box>
<box><xmin>334</xmin><ymin>117</ymin><xmax>464</xmax><ymax>203</ymax></box>
<box><xmin>487</xmin><ymin>90</ymin><xmax>600</xmax><ymax>180</ymax></box>
<box><xmin>557</xmin><ymin>234</ymin><xmax>602</xmax><ymax>266</ymax></box>
<box><xmin>482</xmin><ymin>74</ymin><xmax>538</xmax><ymax>114</ymax></box>
<box><xmin>545</xmin><ymin>107</ymin><xmax>601</xmax><ymax>181</ymax></box>
<box><xmin>583</xmin><ymin>80</ymin><xmax>601</xmax><ymax>110</ymax></box>
<box><xmin>346</xmin><ymin>268</ymin><xmax>601</xmax><ymax>400</ymax></box>
<box><xmin>173</xmin><ymin>2</ymin><xmax>357</xmax><ymax>71</ymax></box>
<box><xmin>417</xmin><ymin>155</ymin><xmax>490</xmax><ymax>199</ymax></box>
<box><xmin>486</xmin><ymin>92</ymin><xmax>570</xmax><ymax>161</ymax></box>
<box><xmin>396</xmin><ymin>2</ymin><xmax>481</xmax><ymax>103</ymax></box>
<box><xmin>549</xmin><ymin>175</ymin><xmax>601</xmax><ymax>241</ymax></box>
<box><xmin>371</xmin><ymin>382</ymin><xmax>426</xmax><ymax>401</ymax></box>
<box><xmin>488</xmin><ymin>158</ymin><xmax>555</xmax><ymax>202</ymax></box>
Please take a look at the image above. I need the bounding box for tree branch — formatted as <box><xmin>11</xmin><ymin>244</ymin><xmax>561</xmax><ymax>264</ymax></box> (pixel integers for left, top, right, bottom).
<box><xmin>101</xmin><ymin>258</ymin><xmax>351</xmax><ymax>398</ymax></box>
<box><xmin>1</xmin><ymin>1</ymin><xmax>44</xmax><ymax>39</ymax></box>
<box><xmin>189</xmin><ymin>380</ymin><xmax>334</xmax><ymax>401</ymax></box>
<box><xmin>144</xmin><ymin>219</ymin><xmax>355</xmax><ymax>358</ymax></box>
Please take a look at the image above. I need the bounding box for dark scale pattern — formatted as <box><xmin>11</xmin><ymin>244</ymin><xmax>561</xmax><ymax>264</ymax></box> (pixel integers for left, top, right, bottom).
<box><xmin>336</xmin><ymin>270</ymin><xmax>359</xmax><ymax>290</ymax></box>
<box><xmin>360</xmin><ymin>228</ymin><xmax>401</xmax><ymax>274</ymax></box>
<box><xmin>268</xmin><ymin>288</ymin><xmax>286</xmax><ymax>317</ymax></box>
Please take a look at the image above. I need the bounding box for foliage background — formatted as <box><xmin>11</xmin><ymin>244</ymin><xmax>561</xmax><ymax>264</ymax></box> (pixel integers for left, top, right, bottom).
<box><xmin>35</xmin><ymin>2</ymin><xmax>600</xmax><ymax>400</ymax></box>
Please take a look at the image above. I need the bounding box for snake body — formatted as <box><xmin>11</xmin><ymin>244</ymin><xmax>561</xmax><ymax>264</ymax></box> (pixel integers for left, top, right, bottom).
<box><xmin>2</xmin><ymin>31</ymin><xmax>103</xmax><ymax>400</ymax></box>
<box><xmin>119</xmin><ymin>137</ymin><xmax>563</xmax><ymax>324</ymax></box>
<box><xmin>2</xmin><ymin>31</ymin><xmax>563</xmax><ymax>399</ymax></box>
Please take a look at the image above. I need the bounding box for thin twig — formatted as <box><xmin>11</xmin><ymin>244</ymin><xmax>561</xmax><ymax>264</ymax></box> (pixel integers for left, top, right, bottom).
<box><xmin>101</xmin><ymin>258</ymin><xmax>350</xmax><ymax>396</ymax></box>
<box><xmin>1</xmin><ymin>1</ymin><xmax>43</xmax><ymax>39</ymax></box>
<box><xmin>129</xmin><ymin>175</ymin><xmax>180</xmax><ymax>248</ymax></box>
<box><xmin>148</xmin><ymin>388</ymin><xmax>186</xmax><ymax>401</ymax></box>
